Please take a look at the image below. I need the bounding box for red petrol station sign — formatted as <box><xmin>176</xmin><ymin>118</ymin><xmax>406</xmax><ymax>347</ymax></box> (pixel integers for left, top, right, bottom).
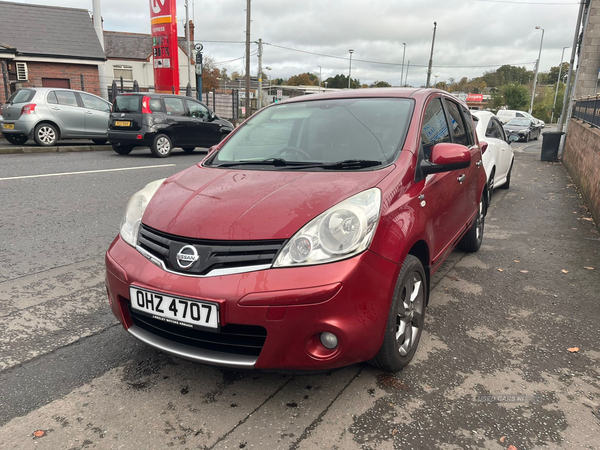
<box><xmin>150</xmin><ymin>0</ymin><xmax>179</xmax><ymax>94</ymax></box>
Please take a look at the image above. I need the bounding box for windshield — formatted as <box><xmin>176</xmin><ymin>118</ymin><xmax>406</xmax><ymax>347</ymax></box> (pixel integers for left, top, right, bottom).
<box><xmin>209</xmin><ymin>98</ymin><xmax>413</xmax><ymax>169</ymax></box>
<box><xmin>114</xmin><ymin>95</ymin><xmax>142</xmax><ymax>113</ymax></box>
<box><xmin>506</xmin><ymin>118</ymin><xmax>531</xmax><ymax>127</ymax></box>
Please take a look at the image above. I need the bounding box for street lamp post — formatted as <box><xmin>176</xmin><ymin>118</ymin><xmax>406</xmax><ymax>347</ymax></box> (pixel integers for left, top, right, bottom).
<box><xmin>529</xmin><ymin>26</ymin><xmax>545</xmax><ymax>115</ymax></box>
<box><xmin>434</xmin><ymin>74</ymin><xmax>439</xmax><ymax>87</ymax></box>
<box><xmin>348</xmin><ymin>49</ymin><xmax>354</xmax><ymax>89</ymax></box>
<box><xmin>401</xmin><ymin>43</ymin><xmax>406</xmax><ymax>87</ymax></box>
<box><xmin>551</xmin><ymin>46</ymin><xmax>569</xmax><ymax>124</ymax></box>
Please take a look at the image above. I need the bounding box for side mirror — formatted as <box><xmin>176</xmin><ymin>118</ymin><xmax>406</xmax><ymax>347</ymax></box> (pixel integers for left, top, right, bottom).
<box><xmin>420</xmin><ymin>143</ymin><xmax>471</xmax><ymax>176</ymax></box>
<box><xmin>479</xmin><ymin>140</ymin><xmax>489</xmax><ymax>154</ymax></box>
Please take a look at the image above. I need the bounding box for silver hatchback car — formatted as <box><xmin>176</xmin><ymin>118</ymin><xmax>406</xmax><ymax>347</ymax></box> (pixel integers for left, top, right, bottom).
<box><xmin>0</xmin><ymin>87</ymin><xmax>111</xmax><ymax>146</ymax></box>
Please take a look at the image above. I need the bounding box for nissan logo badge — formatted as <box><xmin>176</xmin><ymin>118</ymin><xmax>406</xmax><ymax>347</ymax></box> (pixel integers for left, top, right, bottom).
<box><xmin>176</xmin><ymin>245</ymin><xmax>199</xmax><ymax>269</ymax></box>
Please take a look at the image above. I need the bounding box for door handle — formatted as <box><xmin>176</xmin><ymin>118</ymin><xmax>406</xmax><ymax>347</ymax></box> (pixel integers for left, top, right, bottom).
<box><xmin>51</xmin><ymin>107</ymin><xmax>61</xmax><ymax>111</ymax></box>
<box><xmin>457</xmin><ymin>174</ymin><xmax>466</xmax><ymax>184</ymax></box>
<box><xmin>84</xmin><ymin>111</ymin><xmax>94</xmax><ymax>115</ymax></box>
<box><xmin>476</xmin><ymin>161</ymin><xmax>482</xmax><ymax>168</ymax></box>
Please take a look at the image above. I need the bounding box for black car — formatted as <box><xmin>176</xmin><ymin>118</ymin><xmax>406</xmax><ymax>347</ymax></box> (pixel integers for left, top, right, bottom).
<box><xmin>503</xmin><ymin>118</ymin><xmax>541</xmax><ymax>143</ymax></box>
<box><xmin>108</xmin><ymin>93</ymin><xmax>234</xmax><ymax>157</ymax></box>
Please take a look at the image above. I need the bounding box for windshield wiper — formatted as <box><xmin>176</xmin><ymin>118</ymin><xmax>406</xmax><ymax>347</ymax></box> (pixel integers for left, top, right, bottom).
<box><xmin>318</xmin><ymin>159</ymin><xmax>383</xmax><ymax>170</ymax></box>
<box><xmin>213</xmin><ymin>158</ymin><xmax>314</xmax><ymax>168</ymax></box>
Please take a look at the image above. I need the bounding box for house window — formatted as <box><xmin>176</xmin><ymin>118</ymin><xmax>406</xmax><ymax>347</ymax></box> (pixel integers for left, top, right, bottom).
<box><xmin>113</xmin><ymin>65</ymin><xmax>133</xmax><ymax>80</ymax></box>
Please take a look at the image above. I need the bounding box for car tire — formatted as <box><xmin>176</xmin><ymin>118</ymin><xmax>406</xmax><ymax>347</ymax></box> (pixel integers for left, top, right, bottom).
<box><xmin>487</xmin><ymin>169</ymin><xmax>495</xmax><ymax>205</ymax></box>
<box><xmin>458</xmin><ymin>195</ymin><xmax>485</xmax><ymax>253</ymax></box>
<box><xmin>111</xmin><ymin>143</ymin><xmax>133</xmax><ymax>155</ymax></box>
<box><xmin>499</xmin><ymin>160</ymin><xmax>513</xmax><ymax>190</ymax></box>
<box><xmin>524</xmin><ymin>132</ymin><xmax>530</xmax><ymax>143</ymax></box>
<box><xmin>182</xmin><ymin>147</ymin><xmax>195</xmax><ymax>153</ymax></box>
<box><xmin>92</xmin><ymin>139</ymin><xmax>108</xmax><ymax>145</ymax></box>
<box><xmin>151</xmin><ymin>133</ymin><xmax>172</xmax><ymax>158</ymax></box>
<box><xmin>369</xmin><ymin>255</ymin><xmax>428</xmax><ymax>372</ymax></box>
<box><xmin>34</xmin><ymin>123</ymin><xmax>58</xmax><ymax>146</ymax></box>
<box><xmin>5</xmin><ymin>134</ymin><xmax>28</xmax><ymax>145</ymax></box>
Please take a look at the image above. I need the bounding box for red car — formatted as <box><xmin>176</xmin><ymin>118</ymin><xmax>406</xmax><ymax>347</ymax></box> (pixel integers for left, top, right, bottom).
<box><xmin>105</xmin><ymin>89</ymin><xmax>487</xmax><ymax>372</ymax></box>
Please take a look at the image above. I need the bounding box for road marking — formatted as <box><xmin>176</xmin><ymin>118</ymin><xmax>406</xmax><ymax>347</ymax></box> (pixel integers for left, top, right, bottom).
<box><xmin>0</xmin><ymin>164</ymin><xmax>176</xmax><ymax>181</ymax></box>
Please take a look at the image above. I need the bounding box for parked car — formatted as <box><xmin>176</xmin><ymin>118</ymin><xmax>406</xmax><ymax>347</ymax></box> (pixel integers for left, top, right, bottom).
<box><xmin>0</xmin><ymin>88</ymin><xmax>111</xmax><ymax>146</ymax></box>
<box><xmin>496</xmin><ymin>109</ymin><xmax>545</xmax><ymax>128</ymax></box>
<box><xmin>105</xmin><ymin>89</ymin><xmax>487</xmax><ymax>372</ymax></box>
<box><xmin>473</xmin><ymin>111</ymin><xmax>515</xmax><ymax>201</ymax></box>
<box><xmin>503</xmin><ymin>117</ymin><xmax>541</xmax><ymax>142</ymax></box>
<box><xmin>107</xmin><ymin>93</ymin><xmax>234</xmax><ymax>157</ymax></box>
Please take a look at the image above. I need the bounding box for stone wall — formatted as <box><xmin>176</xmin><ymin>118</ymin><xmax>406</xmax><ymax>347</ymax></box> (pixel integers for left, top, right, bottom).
<box><xmin>563</xmin><ymin>118</ymin><xmax>600</xmax><ymax>226</ymax></box>
<box><xmin>575</xmin><ymin>0</ymin><xmax>600</xmax><ymax>98</ymax></box>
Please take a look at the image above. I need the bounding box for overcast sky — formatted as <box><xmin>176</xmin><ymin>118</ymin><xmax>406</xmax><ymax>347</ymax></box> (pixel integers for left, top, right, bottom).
<box><xmin>12</xmin><ymin>0</ymin><xmax>582</xmax><ymax>86</ymax></box>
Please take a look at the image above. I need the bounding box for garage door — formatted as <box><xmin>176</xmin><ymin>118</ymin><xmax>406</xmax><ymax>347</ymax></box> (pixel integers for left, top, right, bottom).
<box><xmin>42</xmin><ymin>78</ymin><xmax>71</xmax><ymax>88</ymax></box>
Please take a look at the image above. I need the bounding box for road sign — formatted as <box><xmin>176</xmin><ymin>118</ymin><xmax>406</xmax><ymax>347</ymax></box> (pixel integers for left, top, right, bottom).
<box><xmin>277</xmin><ymin>89</ymin><xmax>282</xmax><ymax>100</ymax></box>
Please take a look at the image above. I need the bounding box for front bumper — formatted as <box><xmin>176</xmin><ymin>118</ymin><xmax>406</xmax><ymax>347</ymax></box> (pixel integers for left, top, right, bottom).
<box><xmin>105</xmin><ymin>236</ymin><xmax>398</xmax><ymax>370</ymax></box>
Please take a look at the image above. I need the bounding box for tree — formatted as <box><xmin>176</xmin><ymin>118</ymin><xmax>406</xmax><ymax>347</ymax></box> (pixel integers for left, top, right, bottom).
<box><xmin>272</xmin><ymin>78</ymin><xmax>285</xmax><ymax>86</ymax></box>
<box><xmin>548</xmin><ymin>63</ymin><xmax>570</xmax><ymax>85</ymax></box>
<box><xmin>201</xmin><ymin>55</ymin><xmax>220</xmax><ymax>92</ymax></box>
<box><xmin>220</xmin><ymin>68</ymin><xmax>230</xmax><ymax>82</ymax></box>
<box><xmin>230</xmin><ymin>71</ymin><xmax>241</xmax><ymax>81</ymax></box>
<box><xmin>370</xmin><ymin>81</ymin><xmax>391</xmax><ymax>88</ymax></box>
<box><xmin>435</xmin><ymin>81</ymin><xmax>448</xmax><ymax>91</ymax></box>
<box><xmin>287</xmin><ymin>73</ymin><xmax>318</xmax><ymax>86</ymax></box>
<box><xmin>324</xmin><ymin>74</ymin><xmax>360</xmax><ymax>89</ymax></box>
<box><xmin>502</xmin><ymin>84</ymin><xmax>530</xmax><ymax>110</ymax></box>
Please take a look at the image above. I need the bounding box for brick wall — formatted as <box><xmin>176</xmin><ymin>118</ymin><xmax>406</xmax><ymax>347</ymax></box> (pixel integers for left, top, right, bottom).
<box><xmin>0</xmin><ymin>61</ymin><xmax>101</xmax><ymax>104</ymax></box>
<box><xmin>563</xmin><ymin>118</ymin><xmax>600</xmax><ymax>226</ymax></box>
<box><xmin>575</xmin><ymin>0</ymin><xmax>600</xmax><ymax>98</ymax></box>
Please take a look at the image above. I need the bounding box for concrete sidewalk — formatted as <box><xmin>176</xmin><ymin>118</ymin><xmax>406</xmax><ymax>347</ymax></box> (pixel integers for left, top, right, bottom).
<box><xmin>0</xmin><ymin>136</ymin><xmax>112</xmax><ymax>154</ymax></box>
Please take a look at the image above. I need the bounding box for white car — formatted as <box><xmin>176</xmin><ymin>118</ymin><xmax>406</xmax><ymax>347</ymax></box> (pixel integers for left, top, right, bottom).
<box><xmin>473</xmin><ymin>111</ymin><xmax>515</xmax><ymax>201</ymax></box>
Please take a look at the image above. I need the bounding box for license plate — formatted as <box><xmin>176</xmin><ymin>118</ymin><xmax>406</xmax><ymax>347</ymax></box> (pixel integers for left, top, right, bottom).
<box><xmin>129</xmin><ymin>286</ymin><xmax>219</xmax><ymax>330</ymax></box>
<box><xmin>114</xmin><ymin>120</ymin><xmax>131</xmax><ymax>127</ymax></box>
<box><xmin>2</xmin><ymin>124</ymin><xmax>14</xmax><ymax>129</ymax></box>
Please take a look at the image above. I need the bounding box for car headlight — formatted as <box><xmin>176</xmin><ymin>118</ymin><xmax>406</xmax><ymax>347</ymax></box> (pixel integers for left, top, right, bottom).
<box><xmin>120</xmin><ymin>179</ymin><xmax>166</xmax><ymax>247</ymax></box>
<box><xmin>273</xmin><ymin>188</ymin><xmax>381</xmax><ymax>267</ymax></box>
<box><xmin>519</xmin><ymin>129</ymin><xmax>528</xmax><ymax>133</ymax></box>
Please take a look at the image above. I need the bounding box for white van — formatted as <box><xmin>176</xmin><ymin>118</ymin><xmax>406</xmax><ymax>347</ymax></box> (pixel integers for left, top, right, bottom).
<box><xmin>497</xmin><ymin>110</ymin><xmax>545</xmax><ymax>127</ymax></box>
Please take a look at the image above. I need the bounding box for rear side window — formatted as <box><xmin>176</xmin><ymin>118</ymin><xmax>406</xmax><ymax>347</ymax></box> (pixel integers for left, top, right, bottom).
<box><xmin>114</xmin><ymin>96</ymin><xmax>141</xmax><ymax>113</ymax></box>
<box><xmin>486</xmin><ymin>118</ymin><xmax>504</xmax><ymax>140</ymax></box>
<box><xmin>47</xmin><ymin>91</ymin><xmax>58</xmax><ymax>104</ymax></box>
<box><xmin>149</xmin><ymin>99</ymin><xmax>163</xmax><ymax>112</ymax></box>
<box><xmin>163</xmin><ymin>97</ymin><xmax>185</xmax><ymax>116</ymax></box>
<box><xmin>80</xmin><ymin>93</ymin><xmax>110</xmax><ymax>112</ymax></box>
<box><xmin>444</xmin><ymin>99</ymin><xmax>470</xmax><ymax>147</ymax></box>
<box><xmin>8</xmin><ymin>89</ymin><xmax>35</xmax><ymax>104</ymax></box>
<box><xmin>492</xmin><ymin>119</ymin><xmax>506</xmax><ymax>140</ymax></box>
<box><xmin>421</xmin><ymin>98</ymin><xmax>450</xmax><ymax>160</ymax></box>
<box><xmin>55</xmin><ymin>91</ymin><xmax>78</xmax><ymax>107</ymax></box>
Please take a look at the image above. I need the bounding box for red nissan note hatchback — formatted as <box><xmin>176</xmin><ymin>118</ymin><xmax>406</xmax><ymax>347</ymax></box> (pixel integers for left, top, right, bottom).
<box><xmin>105</xmin><ymin>89</ymin><xmax>487</xmax><ymax>372</ymax></box>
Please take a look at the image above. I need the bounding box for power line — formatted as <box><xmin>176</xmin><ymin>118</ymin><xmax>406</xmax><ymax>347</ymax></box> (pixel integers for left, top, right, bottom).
<box><xmin>478</xmin><ymin>0</ymin><xmax>578</xmax><ymax>4</ymax></box>
<box><xmin>263</xmin><ymin>42</ymin><xmax>534</xmax><ymax>68</ymax></box>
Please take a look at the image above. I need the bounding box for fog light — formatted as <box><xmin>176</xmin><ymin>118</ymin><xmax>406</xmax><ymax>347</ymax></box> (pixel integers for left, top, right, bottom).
<box><xmin>320</xmin><ymin>332</ymin><xmax>338</xmax><ymax>349</ymax></box>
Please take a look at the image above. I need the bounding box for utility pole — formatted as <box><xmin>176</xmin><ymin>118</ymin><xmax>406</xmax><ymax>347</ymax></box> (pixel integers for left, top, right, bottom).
<box><xmin>405</xmin><ymin>61</ymin><xmax>410</xmax><ymax>87</ymax></box>
<box><xmin>529</xmin><ymin>26</ymin><xmax>545</xmax><ymax>115</ymax></box>
<box><xmin>257</xmin><ymin>38</ymin><xmax>263</xmax><ymax>110</ymax></box>
<box><xmin>245</xmin><ymin>0</ymin><xmax>251</xmax><ymax>118</ymax></box>
<box><xmin>92</xmin><ymin>0</ymin><xmax>108</xmax><ymax>100</ymax></box>
<box><xmin>426</xmin><ymin>22</ymin><xmax>437</xmax><ymax>88</ymax></box>
<box><xmin>401</xmin><ymin>43</ymin><xmax>406</xmax><ymax>87</ymax></box>
<box><xmin>551</xmin><ymin>46</ymin><xmax>569</xmax><ymax>124</ymax></box>
<box><xmin>318</xmin><ymin>66</ymin><xmax>322</xmax><ymax>93</ymax></box>
<box><xmin>185</xmin><ymin>0</ymin><xmax>192</xmax><ymax>94</ymax></box>
<box><xmin>558</xmin><ymin>0</ymin><xmax>586</xmax><ymax>132</ymax></box>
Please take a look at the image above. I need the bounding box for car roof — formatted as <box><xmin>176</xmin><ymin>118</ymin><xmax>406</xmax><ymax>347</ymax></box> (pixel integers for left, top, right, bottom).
<box><xmin>115</xmin><ymin>93</ymin><xmax>193</xmax><ymax>99</ymax></box>
<box><xmin>282</xmin><ymin>88</ymin><xmax>447</xmax><ymax>104</ymax></box>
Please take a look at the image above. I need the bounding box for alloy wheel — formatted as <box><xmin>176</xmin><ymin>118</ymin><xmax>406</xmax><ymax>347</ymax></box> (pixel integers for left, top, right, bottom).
<box><xmin>156</xmin><ymin>137</ymin><xmax>171</xmax><ymax>155</ymax></box>
<box><xmin>475</xmin><ymin>199</ymin><xmax>484</xmax><ymax>242</ymax></box>
<box><xmin>37</xmin><ymin>126</ymin><xmax>56</xmax><ymax>145</ymax></box>
<box><xmin>396</xmin><ymin>272</ymin><xmax>425</xmax><ymax>356</ymax></box>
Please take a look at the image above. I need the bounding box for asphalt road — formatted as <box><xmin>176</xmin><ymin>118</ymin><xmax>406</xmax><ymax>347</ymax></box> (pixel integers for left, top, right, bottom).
<box><xmin>0</xmin><ymin>139</ymin><xmax>599</xmax><ymax>449</ymax></box>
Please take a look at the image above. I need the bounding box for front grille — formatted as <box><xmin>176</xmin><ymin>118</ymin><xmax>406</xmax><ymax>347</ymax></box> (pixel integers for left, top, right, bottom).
<box><xmin>138</xmin><ymin>224</ymin><xmax>286</xmax><ymax>275</ymax></box>
<box><xmin>129</xmin><ymin>307</ymin><xmax>267</xmax><ymax>357</ymax></box>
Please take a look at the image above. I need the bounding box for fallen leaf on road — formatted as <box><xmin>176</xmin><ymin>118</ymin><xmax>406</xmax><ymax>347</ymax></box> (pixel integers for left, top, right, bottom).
<box><xmin>572</xmin><ymin>228</ymin><xmax>578</xmax><ymax>230</ymax></box>
<box><xmin>508</xmin><ymin>446</ymin><xmax>518</xmax><ymax>450</ymax></box>
<box><xmin>448</xmin><ymin>276</ymin><xmax>459</xmax><ymax>281</ymax></box>
<box><xmin>520</xmin><ymin>270</ymin><xmax>529</xmax><ymax>273</ymax></box>
<box><xmin>498</xmin><ymin>268</ymin><xmax>504</xmax><ymax>272</ymax></box>
<box><xmin>514</xmin><ymin>260</ymin><xmax>520</xmax><ymax>263</ymax></box>
<box><xmin>500</xmin><ymin>436</ymin><xmax>506</xmax><ymax>443</ymax></box>
<box><xmin>568</xmin><ymin>347</ymin><xmax>579</xmax><ymax>353</ymax></box>
<box><xmin>392</xmin><ymin>429</ymin><xmax>398</xmax><ymax>436</ymax></box>
<box><xmin>584</xmin><ymin>267</ymin><xmax>594</xmax><ymax>270</ymax></box>
<box><xmin>582</xmin><ymin>217</ymin><xmax>594</xmax><ymax>221</ymax></box>
<box><xmin>561</xmin><ymin>269</ymin><xmax>569</xmax><ymax>274</ymax></box>
<box><xmin>33</xmin><ymin>430</ymin><xmax>45</xmax><ymax>438</ymax></box>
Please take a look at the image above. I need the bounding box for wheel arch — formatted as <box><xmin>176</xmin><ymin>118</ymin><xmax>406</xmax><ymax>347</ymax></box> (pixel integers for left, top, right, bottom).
<box><xmin>407</xmin><ymin>240</ymin><xmax>431</xmax><ymax>302</ymax></box>
<box><xmin>34</xmin><ymin>120</ymin><xmax>62</xmax><ymax>140</ymax></box>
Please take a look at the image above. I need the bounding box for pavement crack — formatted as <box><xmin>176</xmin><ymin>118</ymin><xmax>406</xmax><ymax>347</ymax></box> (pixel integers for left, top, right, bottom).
<box><xmin>207</xmin><ymin>376</ymin><xmax>295</xmax><ymax>449</ymax></box>
<box><xmin>289</xmin><ymin>366</ymin><xmax>364</xmax><ymax>450</ymax></box>
<box><xmin>0</xmin><ymin>256</ymin><xmax>101</xmax><ymax>286</ymax></box>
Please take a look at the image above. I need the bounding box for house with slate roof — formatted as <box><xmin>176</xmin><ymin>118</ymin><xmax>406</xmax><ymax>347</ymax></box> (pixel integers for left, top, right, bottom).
<box><xmin>103</xmin><ymin>25</ymin><xmax>196</xmax><ymax>94</ymax></box>
<box><xmin>0</xmin><ymin>1</ymin><xmax>106</xmax><ymax>104</ymax></box>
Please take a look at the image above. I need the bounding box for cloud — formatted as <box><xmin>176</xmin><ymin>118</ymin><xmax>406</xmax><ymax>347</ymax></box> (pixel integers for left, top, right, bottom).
<box><xmin>10</xmin><ymin>0</ymin><xmax>580</xmax><ymax>86</ymax></box>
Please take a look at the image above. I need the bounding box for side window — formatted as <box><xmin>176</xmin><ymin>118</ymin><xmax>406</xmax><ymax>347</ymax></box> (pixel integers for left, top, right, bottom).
<box><xmin>185</xmin><ymin>99</ymin><xmax>210</xmax><ymax>119</ymax></box>
<box><xmin>163</xmin><ymin>97</ymin><xmax>185</xmax><ymax>116</ymax></box>
<box><xmin>55</xmin><ymin>91</ymin><xmax>78</xmax><ymax>107</ymax></box>
<box><xmin>47</xmin><ymin>91</ymin><xmax>58</xmax><ymax>104</ymax></box>
<box><xmin>460</xmin><ymin>105</ymin><xmax>475</xmax><ymax>145</ymax></box>
<box><xmin>80</xmin><ymin>93</ymin><xmax>111</xmax><ymax>112</ymax></box>
<box><xmin>443</xmin><ymin>99</ymin><xmax>469</xmax><ymax>147</ymax></box>
<box><xmin>516</xmin><ymin>112</ymin><xmax>524</xmax><ymax>118</ymax></box>
<box><xmin>485</xmin><ymin>118</ymin><xmax>496</xmax><ymax>138</ymax></box>
<box><xmin>492</xmin><ymin>119</ymin><xmax>506</xmax><ymax>141</ymax></box>
<box><xmin>149</xmin><ymin>99</ymin><xmax>163</xmax><ymax>112</ymax></box>
<box><xmin>421</xmin><ymin>98</ymin><xmax>450</xmax><ymax>160</ymax></box>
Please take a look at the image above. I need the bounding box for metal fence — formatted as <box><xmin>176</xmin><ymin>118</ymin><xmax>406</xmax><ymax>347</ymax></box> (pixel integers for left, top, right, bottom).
<box><xmin>573</xmin><ymin>95</ymin><xmax>600</xmax><ymax>128</ymax></box>
<box><xmin>202</xmin><ymin>89</ymin><xmax>239</xmax><ymax>122</ymax></box>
